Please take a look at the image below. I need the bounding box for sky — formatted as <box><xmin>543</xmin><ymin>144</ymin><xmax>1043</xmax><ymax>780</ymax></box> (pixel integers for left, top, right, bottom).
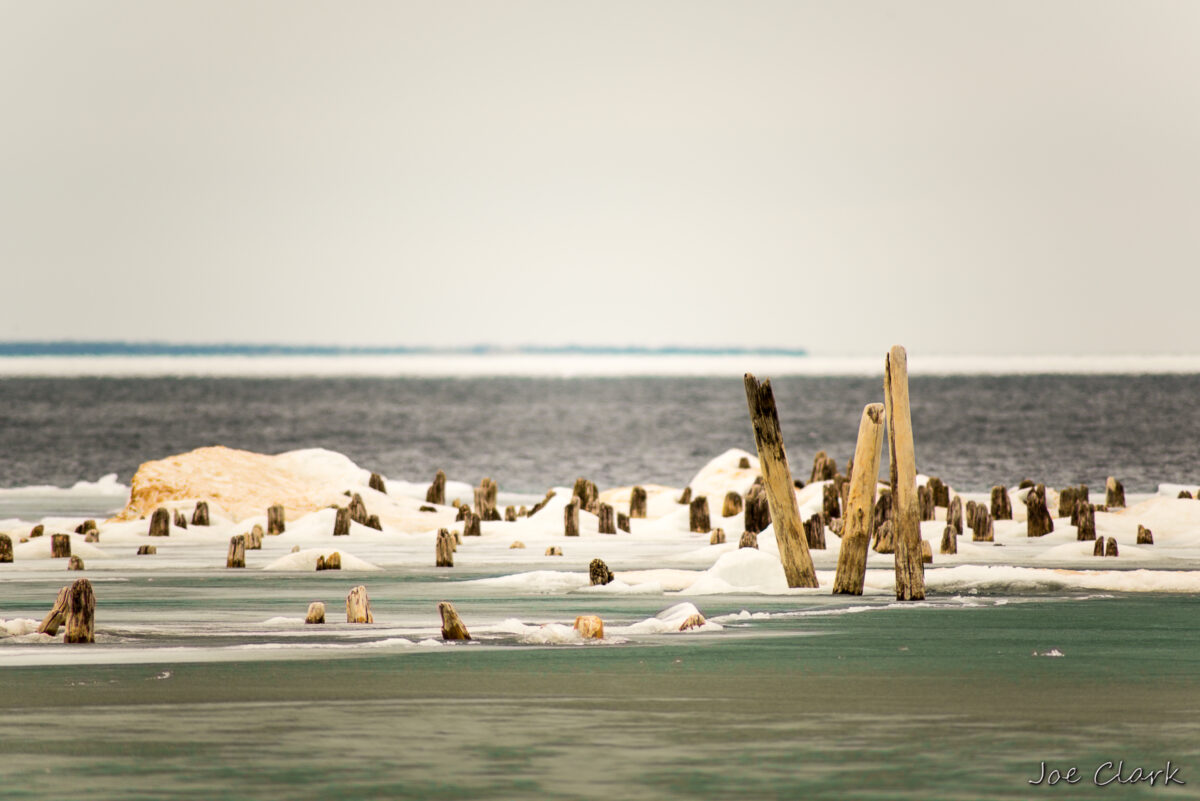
<box><xmin>2</xmin><ymin>1</ymin><xmax>1198</xmax><ymax>355</ymax></box>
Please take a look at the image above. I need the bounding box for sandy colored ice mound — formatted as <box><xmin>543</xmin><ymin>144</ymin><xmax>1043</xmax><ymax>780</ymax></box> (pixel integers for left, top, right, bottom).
<box><xmin>113</xmin><ymin>445</ymin><xmax>452</xmax><ymax>532</ymax></box>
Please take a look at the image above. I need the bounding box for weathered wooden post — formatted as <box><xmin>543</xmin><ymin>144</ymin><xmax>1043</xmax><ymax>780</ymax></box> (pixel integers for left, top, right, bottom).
<box><xmin>333</xmin><ymin>506</ymin><xmax>351</xmax><ymax>536</ymax></box>
<box><xmin>305</xmin><ymin>602</ymin><xmax>325</xmax><ymax>624</ymax></box>
<box><xmin>589</xmin><ymin>558</ymin><xmax>614</xmax><ymax>585</ymax></box>
<box><xmin>1093</xmin><ymin>538</ymin><xmax>1105</xmax><ymax>556</ymax></box>
<box><xmin>63</xmin><ymin>579</ymin><xmax>95</xmax><ymax>644</ymax></box>
<box><xmin>316</xmin><ymin>552</ymin><xmax>341</xmax><ymax>571</ymax></box>
<box><xmin>574</xmin><ymin>615</ymin><xmax>604</xmax><ymax>639</ymax></box>
<box><xmin>226</xmin><ymin>535</ymin><xmax>246</xmax><ymax>568</ymax></box>
<box><xmin>676</xmin><ymin>487</ymin><xmax>692</xmax><ymax>505</ymax></box>
<box><xmin>921</xmin><ymin>540</ymin><xmax>933</xmax><ymax>564</ymax></box>
<box><xmin>743</xmin><ymin>373</ymin><xmax>818</xmax><ymax>588</ymax></box>
<box><xmin>505</xmin><ymin>506</ymin><xmax>518</xmax><ymax>522</ymax></box>
<box><xmin>148</xmin><ymin>507</ymin><xmax>170</xmax><ymax>537</ymax></box>
<box><xmin>1026</xmin><ymin>484</ymin><xmax>1054</xmax><ymax>537</ymax></box>
<box><xmin>191</xmin><ymin>501</ymin><xmax>210</xmax><ymax>526</ymax></box>
<box><xmin>346</xmin><ymin>585</ymin><xmax>373</xmax><ymax>623</ymax></box>
<box><xmin>991</xmin><ymin>486</ymin><xmax>1012</xmax><ymax>520</ymax></box>
<box><xmin>85</xmin><ymin>530</ymin><xmax>99</xmax><ymax>543</ymax></box>
<box><xmin>426</xmin><ymin>470</ymin><xmax>447</xmax><ymax>505</ymax></box>
<box><xmin>267</xmin><ymin>504</ymin><xmax>286</xmax><ymax>535</ymax></box>
<box><xmin>365</xmin><ymin>514</ymin><xmax>382</xmax><ymax>531</ymax></box>
<box><xmin>436</xmin><ymin>529</ymin><xmax>454</xmax><ymax>567</ymax></box>
<box><xmin>709</xmin><ymin>528</ymin><xmax>726</xmax><ymax>544</ymax></box>
<box><xmin>822</xmin><ymin>483</ymin><xmax>841</xmax><ymax>523</ymax></box>
<box><xmin>348</xmin><ymin>493</ymin><xmax>368</xmax><ymax>526</ymax></box>
<box><xmin>810</xmin><ymin>451</ymin><xmax>837</xmax><ymax>483</ymax></box>
<box><xmin>916</xmin><ymin>485</ymin><xmax>934</xmax><ymax>522</ymax></box>
<box><xmin>971</xmin><ymin>507</ymin><xmax>994</xmax><ymax>542</ymax></box>
<box><xmin>804</xmin><ymin>514</ymin><xmax>826</xmax><ymax>550</ymax></box>
<box><xmin>743</xmin><ymin>482</ymin><xmax>770</xmax><ymax>534</ymax></box>
<box><xmin>722</xmin><ymin>492</ymin><xmax>743</xmax><ymax>517</ymax></box>
<box><xmin>629</xmin><ymin>486</ymin><xmax>648</xmax><ymax>518</ymax></box>
<box><xmin>564</xmin><ymin>499</ymin><xmax>579</xmax><ymax>537</ymax></box>
<box><xmin>940</xmin><ymin>525</ymin><xmax>957</xmax><ymax>554</ymax></box>
<box><xmin>1106</xmin><ymin>477</ymin><xmax>1126</xmax><ymax>509</ymax></box>
<box><xmin>1105</xmin><ymin>537</ymin><xmax>1119</xmax><ymax>557</ymax></box>
<box><xmin>172</xmin><ymin>511</ymin><xmax>188</xmax><ymax>529</ymax></box>
<box><xmin>1076</xmin><ymin>503</ymin><xmax>1096</xmax><ymax>541</ymax></box>
<box><xmin>137</xmin><ymin>545</ymin><xmax>156</xmax><ymax>555</ymax></box>
<box><xmin>884</xmin><ymin>346</ymin><xmax>925</xmax><ymax>601</ymax></box>
<box><xmin>927</xmin><ymin>477</ymin><xmax>950</xmax><ymax>507</ymax></box>
<box><xmin>872</xmin><ymin>520</ymin><xmax>895</xmax><ymax>553</ymax></box>
<box><xmin>874</xmin><ymin>490</ymin><xmax>892</xmax><ymax>530</ymax></box>
<box><xmin>617</xmin><ymin>512</ymin><xmax>630</xmax><ymax>533</ymax></box>
<box><xmin>68</xmin><ymin>555</ymin><xmax>84</xmax><ymax>570</ymax></box>
<box><xmin>38</xmin><ymin>587</ymin><xmax>70</xmax><ymax>635</ymax></box>
<box><xmin>51</xmin><ymin>534</ymin><xmax>71</xmax><ymax>558</ymax></box>
<box><xmin>438</xmin><ymin>601</ymin><xmax>470</xmax><ymax>640</ymax></box>
<box><xmin>573</xmin><ymin>478</ymin><xmax>599</xmax><ymax>514</ymax></box>
<box><xmin>738</xmin><ymin>530</ymin><xmax>758</xmax><ymax>549</ymax></box>
<box><xmin>947</xmin><ymin>496</ymin><xmax>963</xmax><ymax>535</ymax></box>
<box><xmin>369</xmin><ymin>472</ymin><xmax>387</xmax><ymax>494</ymax></box>
<box><xmin>689</xmin><ymin>496</ymin><xmax>711</xmax><ymax>533</ymax></box>
<box><xmin>598</xmin><ymin>503</ymin><xmax>616</xmax><ymax>534</ymax></box>
<box><xmin>462</xmin><ymin>509</ymin><xmax>481</xmax><ymax>537</ymax></box>
<box><xmin>245</xmin><ymin>524</ymin><xmax>264</xmax><ymax>550</ymax></box>
<box><xmin>1137</xmin><ymin>525</ymin><xmax>1154</xmax><ymax>544</ymax></box>
<box><xmin>0</xmin><ymin>533</ymin><xmax>12</xmax><ymax>563</ymax></box>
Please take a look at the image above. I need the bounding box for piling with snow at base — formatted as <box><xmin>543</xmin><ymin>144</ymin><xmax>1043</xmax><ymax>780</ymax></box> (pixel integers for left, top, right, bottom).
<box><xmin>226</xmin><ymin>535</ymin><xmax>246</xmax><ymax>568</ymax></box>
<box><xmin>1026</xmin><ymin>484</ymin><xmax>1054</xmax><ymax>537</ymax></box>
<box><xmin>991</xmin><ymin>486</ymin><xmax>1012</xmax><ymax>520</ymax></box>
<box><xmin>51</xmin><ymin>534</ymin><xmax>70</xmax><ymax>558</ymax></box>
<box><xmin>689</xmin><ymin>496</ymin><xmax>711</xmax><ymax>533</ymax></box>
<box><xmin>722</xmin><ymin>491</ymin><xmax>743</xmax><ymax>517</ymax></box>
<box><xmin>346</xmin><ymin>585</ymin><xmax>373</xmax><ymax>623</ymax></box>
<box><xmin>149</xmin><ymin>507</ymin><xmax>170</xmax><ymax>537</ymax></box>
<box><xmin>192</xmin><ymin>501</ymin><xmax>210</xmax><ymax>526</ymax></box>
<box><xmin>884</xmin><ymin>346</ymin><xmax>925</xmax><ymax>601</ymax></box>
<box><xmin>436</xmin><ymin>529</ymin><xmax>454</xmax><ymax>567</ymax></box>
<box><xmin>598</xmin><ymin>503</ymin><xmax>616</xmax><ymax>534</ymax></box>
<box><xmin>629</xmin><ymin>486</ymin><xmax>648</xmax><ymax>518</ymax></box>
<box><xmin>333</xmin><ymin>506</ymin><xmax>351</xmax><ymax>536</ymax></box>
<box><xmin>438</xmin><ymin>601</ymin><xmax>470</xmax><ymax>640</ymax></box>
<box><xmin>1106</xmin><ymin>477</ymin><xmax>1126</xmax><ymax>509</ymax></box>
<box><xmin>426</xmin><ymin>470</ymin><xmax>446</xmax><ymax>505</ymax></box>
<box><xmin>832</xmin><ymin>404</ymin><xmax>886</xmax><ymax>595</ymax></box>
<box><xmin>743</xmin><ymin>373</ymin><xmax>818</xmax><ymax>589</ymax></box>
<box><xmin>64</xmin><ymin>579</ymin><xmax>95</xmax><ymax>644</ymax></box>
<box><xmin>564</xmin><ymin>499</ymin><xmax>579</xmax><ymax>537</ymax></box>
<box><xmin>267</xmin><ymin>504</ymin><xmax>285</xmax><ymax>535</ymax></box>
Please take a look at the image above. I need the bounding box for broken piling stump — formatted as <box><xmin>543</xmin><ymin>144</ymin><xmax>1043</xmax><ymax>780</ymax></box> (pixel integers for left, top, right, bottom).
<box><xmin>246</xmin><ymin>524</ymin><xmax>264</xmax><ymax>550</ymax></box>
<box><xmin>629</xmin><ymin>486</ymin><xmax>648</xmax><ymax>518</ymax></box>
<box><xmin>563</xmin><ymin>499</ymin><xmax>580</xmax><ymax>537</ymax></box>
<box><xmin>722</xmin><ymin>491</ymin><xmax>743</xmax><ymax>518</ymax></box>
<box><xmin>462</xmin><ymin>510</ymin><xmax>481</xmax><ymax>537</ymax></box>
<box><xmin>436</xmin><ymin>529</ymin><xmax>455</xmax><ymax>567</ymax></box>
<box><xmin>316</xmin><ymin>552</ymin><xmax>341</xmax><ymax>571</ymax></box>
<box><xmin>1106</xmin><ymin>477</ymin><xmax>1125</xmax><ymax>509</ymax></box>
<box><xmin>148</xmin><ymin>507</ymin><xmax>170</xmax><ymax>537</ymax></box>
<box><xmin>991</xmin><ymin>485</ymin><xmax>1012</xmax><ymax>520</ymax></box>
<box><xmin>917</xmin><ymin>485</ymin><xmax>934</xmax><ymax>522</ymax></box>
<box><xmin>438</xmin><ymin>601</ymin><xmax>470</xmax><ymax>640</ymax></box>
<box><xmin>738</xmin><ymin>530</ymin><xmax>759</xmax><ymax>549</ymax></box>
<box><xmin>1093</xmin><ymin>538</ymin><xmax>1105</xmax><ymax>556</ymax></box>
<box><xmin>676</xmin><ymin>487</ymin><xmax>692</xmax><ymax>505</ymax></box>
<box><xmin>137</xmin><ymin>545</ymin><xmax>156</xmax><ymax>555</ymax></box>
<box><xmin>505</xmin><ymin>506</ymin><xmax>517</xmax><ymax>522</ymax></box>
<box><xmin>872</xmin><ymin>519</ymin><xmax>895</xmax><ymax>554</ymax></box>
<box><xmin>947</xmin><ymin>496</ymin><xmax>964</xmax><ymax>535</ymax></box>
<box><xmin>426</xmin><ymin>470</ymin><xmax>446</xmax><ymax>505</ymax></box>
<box><xmin>709</xmin><ymin>528</ymin><xmax>726</xmax><ymax>545</ymax></box>
<box><xmin>51</xmin><ymin>534</ymin><xmax>71</xmax><ymax>558</ymax></box>
<box><xmin>545</xmin><ymin>546</ymin><xmax>563</xmax><ymax>556</ymax></box>
<box><xmin>940</xmin><ymin>525</ymin><xmax>957</xmax><ymax>555</ymax></box>
<box><xmin>1076</xmin><ymin>503</ymin><xmax>1096</xmax><ymax>541</ymax></box>
<box><xmin>346</xmin><ymin>585</ymin><xmax>373</xmax><ymax>623</ymax></box>
<box><xmin>805</xmin><ymin>514</ymin><xmax>826</xmax><ymax>550</ymax></box>
<box><xmin>689</xmin><ymin>496</ymin><xmax>711</xmax><ymax>533</ymax></box>
<box><xmin>173</xmin><ymin>510</ymin><xmax>188</xmax><ymax>530</ymax></box>
<box><xmin>573</xmin><ymin>478</ymin><xmax>599</xmax><ymax>514</ymax></box>
<box><xmin>1105</xmin><ymin>537</ymin><xmax>1119</xmax><ymax>557</ymax></box>
<box><xmin>927</xmin><ymin>477</ymin><xmax>950</xmax><ymax>507</ymax></box>
<box><xmin>598</xmin><ymin>503</ymin><xmax>616</xmax><ymax>534</ymax></box>
<box><xmin>369</xmin><ymin>472</ymin><xmax>387</xmax><ymax>494</ymax></box>
<box><xmin>63</xmin><ymin>579</ymin><xmax>95</xmax><ymax>644</ymax></box>
<box><xmin>38</xmin><ymin>586</ymin><xmax>70</xmax><ymax>636</ymax></box>
<box><xmin>971</xmin><ymin>507</ymin><xmax>994</xmax><ymax>542</ymax></box>
<box><xmin>617</xmin><ymin>512</ymin><xmax>630</xmax><ymax>533</ymax></box>
<box><xmin>267</xmin><ymin>504</ymin><xmax>285</xmax><ymax>535</ymax></box>
<box><xmin>1025</xmin><ymin>484</ymin><xmax>1054</xmax><ymax>537</ymax></box>
<box><xmin>743</xmin><ymin>483</ymin><xmax>770</xmax><ymax>534</ymax></box>
<box><xmin>921</xmin><ymin>540</ymin><xmax>933</xmax><ymax>564</ymax></box>
<box><xmin>822</xmin><ymin>483</ymin><xmax>841</xmax><ymax>523</ymax></box>
<box><xmin>1138</xmin><ymin>525</ymin><xmax>1154</xmax><ymax>545</ymax></box>
<box><xmin>226</xmin><ymin>535</ymin><xmax>246</xmax><ymax>568</ymax></box>
<box><xmin>589</xmin><ymin>558</ymin><xmax>614</xmax><ymax>586</ymax></box>
<box><xmin>191</xmin><ymin>501</ymin><xmax>210</xmax><ymax>526</ymax></box>
<box><xmin>67</xmin><ymin>555</ymin><xmax>84</xmax><ymax>571</ymax></box>
<box><xmin>810</xmin><ymin>451</ymin><xmax>837</xmax><ymax>483</ymax></box>
<box><xmin>333</xmin><ymin>506</ymin><xmax>351</xmax><ymax>536</ymax></box>
<box><xmin>743</xmin><ymin>373</ymin><xmax>818</xmax><ymax>588</ymax></box>
<box><xmin>365</xmin><ymin>514</ymin><xmax>382</xmax><ymax>531</ymax></box>
<box><xmin>0</xmin><ymin>533</ymin><xmax>12</xmax><ymax>563</ymax></box>
<box><xmin>305</xmin><ymin>602</ymin><xmax>325</xmax><ymax>624</ymax></box>
<box><xmin>884</xmin><ymin>346</ymin><xmax>925</xmax><ymax>601</ymax></box>
<box><xmin>573</xmin><ymin>615</ymin><xmax>604</xmax><ymax>639</ymax></box>
<box><xmin>348</xmin><ymin>493</ymin><xmax>368</xmax><ymax>526</ymax></box>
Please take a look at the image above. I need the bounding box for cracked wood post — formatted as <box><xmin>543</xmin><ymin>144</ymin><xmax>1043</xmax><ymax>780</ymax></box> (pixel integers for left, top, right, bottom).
<box><xmin>64</xmin><ymin>578</ymin><xmax>95</xmax><ymax>643</ymax></box>
<box><xmin>991</xmin><ymin>486</ymin><xmax>1012</xmax><ymax>520</ymax></box>
<box><xmin>1106</xmin><ymin>477</ymin><xmax>1126</xmax><ymax>508</ymax></box>
<box><xmin>191</xmin><ymin>501</ymin><xmax>210</xmax><ymax>526</ymax></box>
<box><xmin>722</xmin><ymin>491</ymin><xmax>743</xmax><ymax>518</ymax></box>
<box><xmin>38</xmin><ymin>586</ymin><xmax>71</xmax><ymax>635</ymax></box>
<box><xmin>267</xmin><ymin>504</ymin><xmax>285</xmax><ymax>535</ymax></box>
<box><xmin>743</xmin><ymin>373</ymin><xmax>818</xmax><ymax>588</ymax></box>
<box><xmin>333</xmin><ymin>506</ymin><xmax>351</xmax><ymax>536</ymax></box>
<box><xmin>564</xmin><ymin>499</ymin><xmax>580</xmax><ymax>537</ymax></box>
<box><xmin>884</xmin><ymin>346</ymin><xmax>925</xmax><ymax>601</ymax></box>
<box><xmin>597</xmin><ymin>503</ymin><xmax>616</xmax><ymax>534</ymax></box>
<box><xmin>149</xmin><ymin>507</ymin><xmax>170</xmax><ymax>537</ymax></box>
<box><xmin>426</xmin><ymin>470</ymin><xmax>446</xmax><ymax>505</ymax></box>
<box><xmin>369</xmin><ymin>472</ymin><xmax>386</xmax><ymax>494</ymax></box>
<box><xmin>832</xmin><ymin>403</ymin><xmax>886</xmax><ymax>595</ymax></box>
<box><xmin>689</xmin><ymin>496</ymin><xmax>711</xmax><ymax>533</ymax></box>
<box><xmin>346</xmin><ymin>585</ymin><xmax>373</xmax><ymax>623</ymax></box>
<box><xmin>435</xmin><ymin>528</ymin><xmax>454</xmax><ymax>567</ymax></box>
<box><xmin>50</xmin><ymin>534</ymin><xmax>71</xmax><ymax>558</ymax></box>
<box><xmin>438</xmin><ymin>601</ymin><xmax>470</xmax><ymax>640</ymax></box>
<box><xmin>226</xmin><ymin>535</ymin><xmax>246</xmax><ymax>568</ymax></box>
<box><xmin>629</xmin><ymin>486</ymin><xmax>648</xmax><ymax>518</ymax></box>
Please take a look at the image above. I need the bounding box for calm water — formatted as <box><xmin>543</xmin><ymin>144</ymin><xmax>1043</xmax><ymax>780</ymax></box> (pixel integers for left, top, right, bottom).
<box><xmin>2</xmin><ymin>374</ymin><xmax>1199</xmax><ymax>492</ymax></box>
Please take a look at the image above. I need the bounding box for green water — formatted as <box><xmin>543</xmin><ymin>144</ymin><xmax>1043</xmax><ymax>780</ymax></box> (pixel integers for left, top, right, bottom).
<box><xmin>3</xmin><ymin>594</ymin><xmax>1200</xmax><ymax>799</ymax></box>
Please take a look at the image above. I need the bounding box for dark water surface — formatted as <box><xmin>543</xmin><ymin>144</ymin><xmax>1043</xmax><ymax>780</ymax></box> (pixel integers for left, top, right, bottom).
<box><xmin>1</xmin><ymin>375</ymin><xmax>1199</xmax><ymax>492</ymax></box>
<box><xmin>2</xmin><ymin>594</ymin><xmax>1199</xmax><ymax>800</ymax></box>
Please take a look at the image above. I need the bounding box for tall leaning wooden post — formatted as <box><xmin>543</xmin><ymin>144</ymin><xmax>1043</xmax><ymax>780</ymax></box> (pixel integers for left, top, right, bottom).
<box><xmin>832</xmin><ymin>403</ymin><xmax>886</xmax><ymax>595</ymax></box>
<box><xmin>884</xmin><ymin>346</ymin><xmax>926</xmax><ymax>601</ymax></box>
<box><xmin>743</xmin><ymin>374</ymin><xmax>818</xmax><ymax>588</ymax></box>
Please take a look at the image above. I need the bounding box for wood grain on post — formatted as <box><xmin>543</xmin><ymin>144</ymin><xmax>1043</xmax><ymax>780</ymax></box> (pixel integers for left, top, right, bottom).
<box><xmin>689</xmin><ymin>496</ymin><xmax>711</xmax><ymax>533</ymax></box>
<box><xmin>305</xmin><ymin>602</ymin><xmax>325</xmax><ymax>624</ymax></box>
<box><xmin>435</xmin><ymin>529</ymin><xmax>454</xmax><ymax>567</ymax></box>
<box><xmin>629</xmin><ymin>486</ymin><xmax>648</xmax><ymax>518</ymax></box>
<box><xmin>1105</xmin><ymin>537</ymin><xmax>1119</xmax><ymax>557</ymax></box>
<box><xmin>990</xmin><ymin>486</ymin><xmax>1012</xmax><ymax>520</ymax></box>
<box><xmin>38</xmin><ymin>586</ymin><xmax>70</xmax><ymax>635</ymax></box>
<box><xmin>346</xmin><ymin>585</ymin><xmax>373</xmax><ymax>623</ymax></box>
<box><xmin>369</xmin><ymin>472</ymin><xmax>386</xmax><ymax>494</ymax></box>
<box><xmin>173</xmin><ymin>511</ymin><xmax>188</xmax><ymax>530</ymax></box>
<box><xmin>348</xmin><ymin>493</ymin><xmax>368</xmax><ymax>526</ymax></box>
<box><xmin>884</xmin><ymin>346</ymin><xmax>925</xmax><ymax>601</ymax></box>
<box><xmin>947</xmin><ymin>496</ymin><xmax>963</xmax><ymax>535</ymax></box>
<box><xmin>1106</xmin><ymin>477</ymin><xmax>1126</xmax><ymax>509</ymax></box>
<box><xmin>462</xmin><ymin>509</ymin><xmax>481</xmax><ymax>537</ymax></box>
<box><xmin>589</xmin><ymin>558</ymin><xmax>614</xmax><ymax>586</ymax></box>
<box><xmin>743</xmin><ymin>373</ymin><xmax>818</xmax><ymax>588</ymax></box>
<box><xmin>598</xmin><ymin>503</ymin><xmax>616</xmax><ymax>534</ymax></box>
<box><xmin>64</xmin><ymin>579</ymin><xmax>95</xmax><ymax>644</ymax></box>
<box><xmin>226</xmin><ymin>535</ymin><xmax>246</xmax><ymax>568</ymax></box>
<box><xmin>50</xmin><ymin>534</ymin><xmax>71</xmax><ymax>558</ymax></box>
<box><xmin>617</xmin><ymin>512</ymin><xmax>630</xmax><ymax>533</ymax></box>
<box><xmin>832</xmin><ymin>403</ymin><xmax>885</xmax><ymax>595</ymax></box>
<box><xmin>1025</xmin><ymin>484</ymin><xmax>1054</xmax><ymax>537</ymax></box>
<box><xmin>743</xmin><ymin>483</ymin><xmax>770</xmax><ymax>534</ymax></box>
<box><xmin>804</xmin><ymin>514</ymin><xmax>826</xmax><ymax>550</ymax></box>
<box><xmin>822</xmin><ymin>483</ymin><xmax>841</xmax><ymax>523</ymax></box>
<box><xmin>676</xmin><ymin>487</ymin><xmax>692</xmax><ymax>505</ymax></box>
<box><xmin>709</xmin><ymin>528</ymin><xmax>726</xmax><ymax>545</ymax></box>
<box><xmin>738</xmin><ymin>530</ymin><xmax>758</xmax><ymax>549</ymax></box>
<box><xmin>1137</xmin><ymin>525</ymin><xmax>1154</xmax><ymax>545</ymax></box>
<box><xmin>940</xmin><ymin>525</ymin><xmax>957</xmax><ymax>554</ymax></box>
<box><xmin>1076</xmin><ymin>503</ymin><xmax>1096</xmax><ymax>541</ymax></box>
<box><xmin>971</xmin><ymin>507</ymin><xmax>994</xmax><ymax>542</ymax></box>
<box><xmin>927</xmin><ymin>477</ymin><xmax>950</xmax><ymax>507</ymax></box>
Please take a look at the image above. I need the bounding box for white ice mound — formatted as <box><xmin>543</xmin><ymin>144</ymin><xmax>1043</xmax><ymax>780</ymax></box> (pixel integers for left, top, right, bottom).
<box><xmin>925</xmin><ymin>565</ymin><xmax>1200</xmax><ymax>593</ymax></box>
<box><xmin>262</xmin><ymin>548</ymin><xmax>381</xmax><ymax>571</ymax></box>
<box><xmin>466</xmin><ymin>571</ymin><xmax>590</xmax><ymax>594</ymax></box>
<box><xmin>1</xmin><ymin>618</ymin><xmax>42</xmax><ymax>637</ymax></box>
<box><xmin>684</xmin><ymin>547</ymin><xmax>790</xmax><ymax>594</ymax></box>
<box><xmin>490</xmin><ymin>618</ymin><xmax>584</xmax><ymax>645</ymax></box>
<box><xmin>626</xmin><ymin>602</ymin><xmax>721</xmax><ymax>633</ymax></box>
<box><xmin>685</xmin><ymin>448</ymin><xmax>761</xmax><ymax>500</ymax></box>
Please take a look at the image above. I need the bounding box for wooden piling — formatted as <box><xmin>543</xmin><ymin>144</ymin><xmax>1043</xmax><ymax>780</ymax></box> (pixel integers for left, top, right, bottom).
<box><xmin>940</xmin><ymin>525</ymin><xmax>957</xmax><ymax>555</ymax></box>
<box><xmin>267</xmin><ymin>504</ymin><xmax>286</xmax><ymax>535</ymax></box>
<box><xmin>917</xmin><ymin>485</ymin><xmax>934</xmax><ymax>522</ymax></box>
<box><xmin>438</xmin><ymin>601</ymin><xmax>470</xmax><ymax>640</ymax></box>
<box><xmin>947</xmin><ymin>496</ymin><xmax>963</xmax><ymax>535</ymax></box>
<box><xmin>333</xmin><ymin>506</ymin><xmax>351</xmax><ymax>536</ymax></box>
<box><xmin>369</xmin><ymin>472</ymin><xmax>387</xmax><ymax>494</ymax></box>
<box><xmin>884</xmin><ymin>346</ymin><xmax>925</xmax><ymax>601</ymax></box>
<box><xmin>709</xmin><ymin>528</ymin><xmax>726</xmax><ymax>545</ymax></box>
<box><xmin>63</xmin><ymin>579</ymin><xmax>95</xmax><ymax>644</ymax></box>
<box><xmin>617</xmin><ymin>512</ymin><xmax>630</xmax><ymax>533</ymax></box>
<box><xmin>629</xmin><ymin>486</ymin><xmax>648</xmax><ymax>518</ymax></box>
<box><xmin>305</xmin><ymin>602</ymin><xmax>325</xmax><ymax>624</ymax></box>
<box><xmin>722</xmin><ymin>491</ymin><xmax>743</xmax><ymax>518</ymax></box>
<box><xmin>990</xmin><ymin>486</ymin><xmax>1012</xmax><ymax>520</ymax></box>
<box><xmin>872</xmin><ymin>520</ymin><xmax>895</xmax><ymax>554</ymax></box>
<box><xmin>346</xmin><ymin>585</ymin><xmax>373</xmax><ymax>623</ymax></box>
<box><xmin>823</xmin><ymin>483</ymin><xmax>841</xmax><ymax>523</ymax></box>
<box><xmin>1093</xmin><ymin>538</ymin><xmax>1105</xmax><ymax>556</ymax></box>
<box><xmin>348</xmin><ymin>493</ymin><xmax>368</xmax><ymax>526</ymax></box>
<box><xmin>743</xmin><ymin>483</ymin><xmax>771</xmax><ymax>534</ymax></box>
<box><xmin>51</xmin><ymin>534</ymin><xmax>71</xmax><ymax>558</ymax></box>
<box><xmin>38</xmin><ymin>587</ymin><xmax>70</xmax><ymax>635</ymax></box>
<box><xmin>1105</xmin><ymin>537</ymin><xmax>1119</xmax><ymax>557</ymax></box>
<box><xmin>0</xmin><ymin>533</ymin><xmax>12</xmax><ymax>563</ymax></box>
<box><xmin>1025</xmin><ymin>484</ymin><xmax>1054</xmax><ymax>537</ymax></box>
<box><xmin>137</xmin><ymin>545</ymin><xmax>156</xmax><ymax>555</ymax></box>
<box><xmin>246</xmin><ymin>524</ymin><xmax>264</xmax><ymax>550</ymax></box>
<box><xmin>676</xmin><ymin>487</ymin><xmax>692</xmax><ymax>505</ymax></box>
<box><xmin>743</xmin><ymin>373</ymin><xmax>818</xmax><ymax>588</ymax></box>
<box><xmin>832</xmin><ymin>404</ymin><xmax>886</xmax><ymax>595</ymax></box>
<box><xmin>505</xmin><ymin>506</ymin><xmax>517</xmax><ymax>522</ymax></box>
<box><xmin>191</xmin><ymin>501</ymin><xmax>210</xmax><ymax>526</ymax></box>
<box><xmin>738</xmin><ymin>530</ymin><xmax>758</xmax><ymax>549</ymax></box>
<box><xmin>1076</xmin><ymin>503</ymin><xmax>1096</xmax><ymax>541</ymax></box>
<box><xmin>805</xmin><ymin>514</ymin><xmax>826</xmax><ymax>550</ymax></box>
<box><xmin>68</xmin><ymin>555</ymin><xmax>84</xmax><ymax>570</ymax></box>
<box><xmin>226</xmin><ymin>535</ymin><xmax>246</xmax><ymax>568</ymax></box>
<box><xmin>573</xmin><ymin>478</ymin><xmax>599</xmax><ymax>514</ymax></box>
<box><xmin>148</xmin><ymin>508</ymin><xmax>170</xmax><ymax>537</ymax></box>
<box><xmin>810</xmin><ymin>451</ymin><xmax>837</xmax><ymax>483</ymax></box>
<box><xmin>564</xmin><ymin>499</ymin><xmax>579</xmax><ymax>537</ymax></box>
<box><xmin>927</xmin><ymin>477</ymin><xmax>950</xmax><ymax>507</ymax></box>
<box><xmin>971</xmin><ymin>507</ymin><xmax>994</xmax><ymax>542</ymax></box>
<box><xmin>1137</xmin><ymin>525</ymin><xmax>1154</xmax><ymax>545</ymax></box>
<box><xmin>435</xmin><ymin>529</ymin><xmax>454</xmax><ymax>567</ymax></box>
<box><xmin>426</xmin><ymin>470</ymin><xmax>447</xmax><ymax>505</ymax></box>
<box><xmin>462</xmin><ymin>509</ymin><xmax>481</xmax><ymax>537</ymax></box>
<box><xmin>1106</xmin><ymin>477</ymin><xmax>1126</xmax><ymax>509</ymax></box>
<box><xmin>689</xmin><ymin>496</ymin><xmax>711</xmax><ymax>533</ymax></box>
<box><xmin>598</xmin><ymin>503</ymin><xmax>616</xmax><ymax>534</ymax></box>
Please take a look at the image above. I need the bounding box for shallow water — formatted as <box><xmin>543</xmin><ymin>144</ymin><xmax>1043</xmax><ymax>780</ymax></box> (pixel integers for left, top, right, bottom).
<box><xmin>3</xmin><ymin>592</ymin><xmax>1199</xmax><ymax>800</ymax></box>
<box><xmin>3</xmin><ymin>374</ymin><xmax>1200</xmax><ymax>493</ymax></box>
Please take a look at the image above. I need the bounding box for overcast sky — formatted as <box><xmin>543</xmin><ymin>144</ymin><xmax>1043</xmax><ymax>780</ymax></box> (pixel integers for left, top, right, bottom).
<box><xmin>2</xmin><ymin>2</ymin><xmax>1198</xmax><ymax>355</ymax></box>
